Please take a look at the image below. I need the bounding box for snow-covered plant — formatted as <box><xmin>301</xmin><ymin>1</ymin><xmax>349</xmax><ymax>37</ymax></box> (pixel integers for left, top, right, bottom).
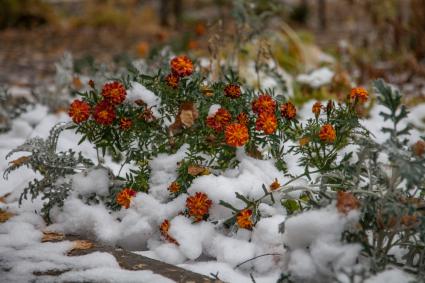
<box><xmin>337</xmin><ymin>80</ymin><xmax>425</xmax><ymax>278</ymax></box>
<box><xmin>65</xmin><ymin>55</ymin><xmax>368</xmax><ymax>224</ymax></box>
<box><xmin>3</xmin><ymin>123</ymin><xmax>93</xmax><ymax>222</ymax></box>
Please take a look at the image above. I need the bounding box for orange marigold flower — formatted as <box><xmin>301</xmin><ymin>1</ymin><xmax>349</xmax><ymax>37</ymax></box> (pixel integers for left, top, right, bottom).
<box><xmin>224</xmin><ymin>84</ymin><xmax>241</xmax><ymax>99</ymax></box>
<box><xmin>93</xmin><ymin>100</ymin><xmax>116</xmax><ymax>125</ymax></box>
<box><xmin>256</xmin><ymin>112</ymin><xmax>277</xmax><ymax>135</ymax></box>
<box><xmin>412</xmin><ymin>140</ymin><xmax>425</xmax><ymax>156</ymax></box>
<box><xmin>312</xmin><ymin>101</ymin><xmax>322</xmax><ymax>118</ymax></box>
<box><xmin>349</xmin><ymin>87</ymin><xmax>368</xmax><ymax>103</ymax></box>
<box><xmin>160</xmin><ymin>219</ymin><xmax>179</xmax><ymax>245</ymax></box>
<box><xmin>168</xmin><ymin>181</ymin><xmax>181</xmax><ymax>193</ymax></box>
<box><xmin>336</xmin><ymin>191</ymin><xmax>360</xmax><ymax>214</ymax></box>
<box><xmin>206</xmin><ymin>108</ymin><xmax>232</xmax><ymax>132</ymax></box>
<box><xmin>225</xmin><ymin>123</ymin><xmax>249</xmax><ymax>147</ymax></box>
<box><xmin>101</xmin><ymin>81</ymin><xmax>127</xmax><ymax>105</ymax></box>
<box><xmin>170</xmin><ymin>55</ymin><xmax>193</xmax><ymax>77</ymax></box>
<box><xmin>237</xmin><ymin>112</ymin><xmax>249</xmax><ymax>126</ymax></box>
<box><xmin>186</xmin><ymin>192</ymin><xmax>212</xmax><ymax>221</ymax></box>
<box><xmin>119</xmin><ymin>118</ymin><xmax>132</xmax><ymax>130</ymax></box>
<box><xmin>236</xmin><ymin>209</ymin><xmax>254</xmax><ymax>230</ymax></box>
<box><xmin>165</xmin><ymin>73</ymin><xmax>180</xmax><ymax>89</ymax></box>
<box><xmin>68</xmin><ymin>100</ymin><xmax>90</xmax><ymax>124</ymax></box>
<box><xmin>116</xmin><ymin>188</ymin><xmax>137</xmax><ymax>209</ymax></box>
<box><xmin>319</xmin><ymin>124</ymin><xmax>336</xmax><ymax>143</ymax></box>
<box><xmin>269</xmin><ymin>178</ymin><xmax>281</xmax><ymax>191</ymax></box>
<box><xmin>252</xmin><ymin>94</ymin><xmax>276</xmax><ymax>114</ymax></box>
<box><xmin>280</xmin><ymin>102</ymin><xmax>296</xmax><ymax>119</ymax></box>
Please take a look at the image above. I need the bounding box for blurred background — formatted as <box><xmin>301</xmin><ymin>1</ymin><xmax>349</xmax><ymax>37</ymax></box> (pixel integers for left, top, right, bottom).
<box><xmin>1</xmin><ymin>0</ymin><xmax>425</xmax><ymax>102</ymax></box>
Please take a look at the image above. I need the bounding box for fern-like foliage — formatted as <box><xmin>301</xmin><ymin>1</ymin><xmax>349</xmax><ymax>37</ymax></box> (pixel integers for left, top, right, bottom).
<box><xmin>4</xmin><ymin>123</ymin><xmax>93</xmax><ymax>223</ymax></box>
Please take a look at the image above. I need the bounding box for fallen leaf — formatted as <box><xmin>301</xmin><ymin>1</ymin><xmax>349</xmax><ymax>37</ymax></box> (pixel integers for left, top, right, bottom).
<box><xmin>69</xmin><ymin>240</ymin><xmax>94</xmax><ymax>254</ymax></box>
<box><xmin>42</xmin><ymin>231</ymin><xmax>64</xmax><ymax>242</ymax></box>
<box><xmin>0</xmin><ymin>193</ymin><xmax>11</xmax><ymax>204</ymax></box>
<box><xmin>0</xmin><ymin>210</ymin><xmax>14</xmax><ymax>223</ymax></box>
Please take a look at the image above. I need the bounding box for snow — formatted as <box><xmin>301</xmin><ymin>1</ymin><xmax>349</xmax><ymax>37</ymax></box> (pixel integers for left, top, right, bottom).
<box><xmin>364</xmin><ymin>269</ymin><xmax>413</xmax><ymax>283</ymax></box>
<box><xmin>126</xmin><ymin>81</ymin><xmax>161</xmax><ymax>118</ymax></box>
<box><xmin>296</xmin><ymin>67</ymin><xmax>334</xmax><ymax>88</ymax></box>
<box><xmin>71</xmin><ymin>167</ymin><xmax>110</xmax><ymax>196</ymax></box>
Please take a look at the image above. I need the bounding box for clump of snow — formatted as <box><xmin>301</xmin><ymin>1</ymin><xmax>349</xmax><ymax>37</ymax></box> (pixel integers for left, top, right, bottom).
<box><xmin>364</xmin><ymin>269</ymin><xmax>413</xmax><ymax>283</ymax></box>
<box><xmin>296</xmin><ymin>67</ymin><xmax>334</xmax><ymax>88</ymax></box>
<box><xmin>71</xmin><ymin>167</ymin><xmax>110</xmax><ymax>196</ymax></box>
<box><xmin>282</xmin><ymin>206</ymin><xmax>361</xmax><ymax>281</ymax></box>
<box><xmin>207</xmin><ymin>104</ymin><xmax>221</xmax><ymax>117</ymax></box>
<box><xmin>126</xmin><ymin>82</ymin><xmax>161</xmax><ymax>118</ymax></box>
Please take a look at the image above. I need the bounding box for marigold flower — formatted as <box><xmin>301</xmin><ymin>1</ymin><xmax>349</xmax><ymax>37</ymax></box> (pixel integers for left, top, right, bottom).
<box><xmin>336</xmin><ymin>191</ymin><xmax>360</xmax><ymax>214</ymax></box>
<box><xmin>68</xmin><ymin>100</ymin><xmax>90</xmax><ymax>124</ymax></box>
<box><xmin>225</xmin><ymin>123</ymin><xmax>249</xmax><ymax>147</ymax></box>
<box><xmin>170</xmin><ymin>55</ymin><xmax>193</xmax><ymax>77</ymax></box>
<box><xmin>165</xmin><ymin>73</ymin><xmax>180</xmax><ymax>89</ymax></box>
<box><xmin>186</xmin><ymin>192</ymin><xmax>212</xmax><ymax>221</ymax></box>
<box><xmin>168</xmin><ymin>181</ymin><xmax>181</xmax><ymax>193</ymax></box>
<box><xmin>312</xmin><ymin>101</ymin><xmax>322</xmax><ymax>118</ymax></box>
<box><xmin>412</xmin><ymin>140</ymin><xmax>425</xmax><ymax>156</ymax></box>
<box><xmin>349</xmin><ymin>87</ymin><xmax>368</xmax><ymax>103</ymax></box>
<box><xmin>160</xmin><ymin>219</ymin><xmax>179</xmax><ymax>245</ymax></box>
<box><xmin>206</xmin><ymin>108</ymin><xmax>232</xmax><ymax>132</ymax></box>
<box><xmin>119</xmin><ymin>118</ymin><xmax>132</xmax><ymax>130</ymax></box>
<box><xmin>116</xmin><ymin>188</ymin><xmax>137</xmax><ymax>209</ymax></box>
<box><xmin>101</xmin><ymin>81</ymin><xmax>127</xmax><ymax>105</ymax></box>
<box><xmin>319</xmin><ymin>123</ymin><xmax>336</xmax><ymax>143</ymax></box>
<box><xmin>224</xmin><ymin>84</ymin><xmax>241</xmax><ymax>99</ymax></box>
<box><xmin>252</xmin><ymin>94</ymin><xmax>276</xmax><ymax>114</ymax></box>
<box><xmin>256</xmin><ymin>112</ymin><xmax>277</xmax><ymax>135</ymax></box>
<box><xmin>236</xmin><ymin>209</ymin><xmax>253</xmax><ymax>229</ymax></box>
<box><xmin>269</xmin><ymin>178</ymin><xmax>281</xmax><ymax>191</ymax></box>
<box><xmin>93</xmin><ymin>100</ymin><xmax>116</xmax><ymax>125</ymax></box>
<box><xmin>280</xmin><ymin>102</ymin><xmax>296</xmax><ymax>119</ymax></box>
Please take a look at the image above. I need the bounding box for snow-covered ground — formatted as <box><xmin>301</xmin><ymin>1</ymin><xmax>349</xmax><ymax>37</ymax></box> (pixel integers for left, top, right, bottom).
<box><xmin>1</xmin><ymin>84</ymin><xmax>423</xmax><ymax>282</ymax></box>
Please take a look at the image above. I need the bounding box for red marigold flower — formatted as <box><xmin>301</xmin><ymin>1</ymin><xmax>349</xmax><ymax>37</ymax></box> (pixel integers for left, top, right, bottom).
<box><xmin>93</xmin><ymin>100</ymin><xmax>116</xmax><ymax>125</ymax></box>
<box><xmin>206</xmin><ymin>108</ymin><xmax>232</xmax><ymax>132</ymax></box>
<box><xmin>237</xmin><ymin>112</ymin><xmax>249</xmax><ymax>126</ymax></box>
<box><xmin>224</xmin><ymin>84</ymin><xmax>241</xmax><ymax>99</ymax></box>
<box><xmin>168</xmin><ymin>181</ymin><xmax>181</xmax><ymax>193</ymax></box>
<box><xmin>186</xmin><ymin>192</ymin><xmax>212</xmax><ymax>221</ymax></box>
<box><xmin>312</xmin><ymin>101</ymin><xmax>322</xmax><ymax>118</ymax></box>
<box><xmin>68</xmin><ymin>99</ymin><xmax>90</xmax><ymax>124</ymax></box>
<box><xmin>252</xmin><ymin>94</ymin><xmax>276</xmax><ymax>114</ymax></box>
<box><xmin>349</xmin><ymin>87</ymin><xmax>368</xmax><ymax>103</ymax></box>
<box><xmin>336</xmin><ymin>191</ymin><xmax>360</xmax><ymax>214</ymax></box>
<box><xmin>280</xmin><ymin>102</ymin><xmax>296</xmax><ymax>119</ymax></box>
<box><xmin>170</xmin><ymin>55</ymin><xmax>193</xmax><ymax>77</ymax></box>
<box><xmin>101</xmin><ymin>81</ymin><xmax>127</xmax><ymax>105</ymax></box>
<box><xmin>119</xmin><ymin>118</ymin><xmax>132</xmax><ymax>130</ymax></box>
<box><xmin>319</xmin><ymin>123</ymin><xmax>336</xmax><ymax>143</ymax></box>
<box><xmin>256</xmin><ymin>112</ymin><xmax>277</xmax><ymax>135</ymax></box>
<box><xmin>225</xmin><ymin>123</ymin><xmax>249</xmax><ymax>147</ymax></box>
<box><xmin>165</xmin><ymin>73</ymin><xmax>179</xmax><ymax>89</ymax></box>
<box><xmin>160</xmin><ymin>219</ymin><xmax>179</xmax><ymax>245</ymax></box>
<box><xmin>236</xmin><ymin>209</ymin><xmax>253</xmax><ymax>230</ymax></box>
<box><xmin>116</xmin><ymin>188</ymin><xmax>137</xmax><ymax>209</ymax></box>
